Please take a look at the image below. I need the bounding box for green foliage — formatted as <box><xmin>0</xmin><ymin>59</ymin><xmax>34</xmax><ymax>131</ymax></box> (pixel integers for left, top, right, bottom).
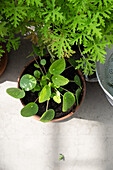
<box><xmin>20</xmin><ymin>74</ymin><xmax>37</xmax><ymax>91</ymax></box>
<box><xmin>59</xmin><ymin>154</ymin><xmax>64</xmax><ymax>161</ymax></box>
<box><xmin>6</xmin><ymin>88</ymin><xmax>25</xmax><ymax>99</ymax></box>
<box><xmin>1</xmin><ymin>0</ymin><xmax>113</xmax><ymax>74</ymax></box>
<box><xmin>0</xmin><ymin>45</ymin><xmax>5</xmax><ymax>60</ymax></box>
<box><xmin>49</xmin><ymin>58</ymin><xmax>66</xmax><ymax>75</ymax></box>
<box><xmin>0</xmin><ymin>18</ymin><xmax>8</xmax><ymax>37</ymax></box>
<box><xmin>32</xmin><ymin>45</ymin><xmax>46</xmax><ymax>57</ymax></box>
<box><xmin>6</xmin><ymin>36</ymin><xmax>20</xmax><ymax>53</ymax></box>
<box><xmin>21</xmin><ymin>102</ymin><xmax>38</xmax><ymax>117</ymax></box>
<box><xmin>2</xmin><ymin>1</ymin><xmax>28</xmax><ymax>28</ymax></box>
<box><xmin>53</xmin><ymin>91</ymin><xmax>61</xmax><ymax>104</ymax></box>
<box><xmin>69</xmin><ymin>58</ymin><xmax>78</xmax><ymax>68</ymax></box>
<box><xmin>40</xmin><ymin>59</ymin><xmax>46</xmax><ymax>66</ymax></box>
<box><xmin>6</xmin><ymin>53</ymin><xmax>83</xmax><ymax>122</ymax></box>
<box><xmin>63</xmin><ymin>92</ymin><xmax>75</xmax><ymax>112</ymax></box>
<box><xmin>40</xmin><ymin>109</ymin><xmax>55</xmax><ymax>123</ymax></box>
<box><xmin>74</xmin><ymin>74</ymin><xmax>82</xmax><ymax>105</ymax></box>
<box><xmin>34</xmin><ymin>63</ymin><xmax>40</xmax><ymax>69</ymax></box>
<box><xmin>34</xmin><ymin>70</ymin><xmax>41</xmax><ymax>78</ymax></box>
<box><xmin>41</xmin><ymin>0</ymin><xmax>113</xmax><ymax>75</ymax></box>
<box><xmin>52</xmin><ymin>75</ymin><xmax>69</xmax><ymax>86</ymax></box>
<box><xmin>75</xmin><ymin>88</ymin><xmax>81</xmax><ymax>106</ymax></box>
<box><xmin>75</xmin><ymin>56</ymin><xmax>96</xmax><ymax>75</ymax></box>
<box><xmin>39</xmin><ymin>85</ymin><xmax>51</xmax><ymax>103</ymax></box>
<box><xmin>32</xmin><ymin>84</ymin><xmax>41</xmax><ymax>92</ymax></box>
<box><xmin>74</xmin><ymin>75</ymin><xmax>81</xmax><ymax>88</ymax></box>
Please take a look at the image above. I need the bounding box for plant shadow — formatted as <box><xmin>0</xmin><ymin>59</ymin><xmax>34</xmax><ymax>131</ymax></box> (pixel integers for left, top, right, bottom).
<box><xmin>55</xmin><ymin>82</ymin><xmax>113</xmax><ymax>124</ymax></box>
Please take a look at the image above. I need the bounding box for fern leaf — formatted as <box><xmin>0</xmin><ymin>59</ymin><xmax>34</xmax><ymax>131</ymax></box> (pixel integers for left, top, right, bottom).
<box><xmin>6</xmin><ymin>36</ymin><xmax>20</xmax><ymax>52</ymax></box>
<box><xmin>0</xmin><ymin>21</ymin><xmax>8</xmax><ymax>37</ymax></box>
<box><xmin>2</xmin><ymin>1</ymin><xmax>28</xmax><ymax>27</ymax></box>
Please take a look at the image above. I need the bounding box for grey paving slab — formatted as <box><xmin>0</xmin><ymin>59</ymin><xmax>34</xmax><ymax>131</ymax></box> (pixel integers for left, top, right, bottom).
<box><xmin>0</xmin><ymin>38</ymin><xmax>113</xmax><ymax>170</ymax></box>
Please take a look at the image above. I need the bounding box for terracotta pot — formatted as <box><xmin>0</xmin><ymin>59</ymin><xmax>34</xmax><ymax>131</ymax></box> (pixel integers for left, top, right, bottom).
<box><xmin>17</xmin><ymin>57</ymin><xmax>86</xmax><ymax>122</ymax></box>
<box><xmin>0</xmin><ymin>43</ymin><xmax>8</xmax><ymax>76</ymax></box>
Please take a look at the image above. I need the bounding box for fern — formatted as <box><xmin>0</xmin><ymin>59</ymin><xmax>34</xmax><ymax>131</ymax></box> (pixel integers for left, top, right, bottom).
<box><xmin>2</xmin><ymin>1</ymin><xmax>28</xmax><ymax>27</ymax></box>
<box><xmin>76</xmin><ymin>57</ymin><xmax>96</xmax><ymax>75</ymax></box>
<box><xmin>0</xmin><ymin>45</ymin><xmax>5</xmax><ymax>61</ymax></box>
<box><xmin>1</xmin><ymin>0</ymin><xmax>113</xmax><ymax>75</ymax></box>
<box><xmin>6</xmin><ymin>35</ymin><xmax>20</xmax><ymax>53</ymax></box>
<box><xmin>0</xmin><ymin>16</ymin><xmax>8</xmax><ymax>37</ymax></box>
<box><xmin>18</xmin><ymin>0</ymin><xmax>43</xmax><ymax>7</ymax></box>
<box><xmin>42</xmin><ymin>0</ymin><xmax>65</xmax><ymax>23</ymax></box>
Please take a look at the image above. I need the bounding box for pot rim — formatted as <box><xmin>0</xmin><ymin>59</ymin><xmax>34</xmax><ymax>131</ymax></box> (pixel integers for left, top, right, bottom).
<box><xmin>17</xmin><ymin>56</ymin><xmax>86</xmax><ymax>122</ymax></box>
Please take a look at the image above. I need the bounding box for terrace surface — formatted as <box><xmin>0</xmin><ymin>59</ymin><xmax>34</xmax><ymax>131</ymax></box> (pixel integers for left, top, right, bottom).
<box><xmin>0</xmin><ymin>38</ymin><xmax>113</xmax><ymax>170</ymax></box>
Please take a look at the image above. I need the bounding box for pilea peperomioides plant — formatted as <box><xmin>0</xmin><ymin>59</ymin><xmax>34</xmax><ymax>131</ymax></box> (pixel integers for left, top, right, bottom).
<box><xmin>6</xmin><ymin>56</ymin><xmax>82</xmax><ymax>122</ymax></box>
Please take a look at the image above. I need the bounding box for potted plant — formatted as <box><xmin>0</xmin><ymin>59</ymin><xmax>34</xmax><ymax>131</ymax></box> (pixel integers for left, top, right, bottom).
<box><xmin>6</xmin><ymin>46</ymin><xmax>86</xmax><ymax>122</ymax></box>
<box><xmin>0</xmin><ymin>1</ymin><xmax>21</xmax><ymax>75</ymax></box>
<box><xmin>19</xmin><ymin>0</ymin><xmax>113</xmax><ymax>76</ymax></box>
<box><xmin>1</xmin><ymin>0</ymin><xmax>113</xmax><ymax>76</ymax></box>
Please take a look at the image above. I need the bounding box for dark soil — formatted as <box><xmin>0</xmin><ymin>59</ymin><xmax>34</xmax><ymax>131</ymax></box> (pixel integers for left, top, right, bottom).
<box><xmin>19</xmin><ymin>55</ymin><xmax>84</xmax><ymax>119</ymax></box>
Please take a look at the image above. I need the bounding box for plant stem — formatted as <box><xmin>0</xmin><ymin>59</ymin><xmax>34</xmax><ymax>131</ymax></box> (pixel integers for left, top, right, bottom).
<box><xmin>55</xmin><ymin>88</ymin><xmax>63</xmax><ymax>97</ymax></box>
<box><xmin>33</xmin><ymin>55</ymin><xmax>44</xmax><ymax>75</ymax></box>
<box><xmin>65</xmin><ymin>65</ymin><xmax>72</xmax><ymax>70</ymax></box>
<box><xmin>26</xmin><ymin>51</ymin><xmax>34</xmax><ymax>58</ymax></box>
<box><xmin>61</xmin><ymin>87</ymin><xmax>69</xmax><ymax>92</ymax></box>
<box><xmin>61</xmin><ymin>87</ymin><xmax>76</xmax><ymax>96</ymax></box>
<box><xmin>78</xmin><ymin>44</ymin><xmax>86</xmax><ymax>60</ymax></box>
<box><xmin>39</xmin><ymin>56</ymin><xmax>47</xmax><ymax>74</ymax></box>
<box><xmin>34</xmin><ymin>97</ymin><xmax>39</xmax><ymax>103</ymax></box>
<box><xmin>69</xmin><ymin>80</ymin><xmax>75</xmax><ymax>83</ymax></box>
<box><xmin>46</xmin><ymin>100</ymin><xmax>49</xmax><ymax>111</ymax></box>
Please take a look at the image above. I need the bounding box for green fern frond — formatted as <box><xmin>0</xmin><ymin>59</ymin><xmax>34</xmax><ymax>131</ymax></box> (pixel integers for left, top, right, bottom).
<box><xmin>0</xmin><ymin>21</ymin><xmax>8</xmax><ymax>37</ymax></box>
<box><xmin>76</xmin><ymin>56</ymin><xmax>96</xmax><ymax>75</ymax></box>
<box><xmin>2</xmin><ymin>1</ymin><xmax>28</xmax><ymax>27</ymax></box>
<box><xmin>6</xmin><ymin>35</ymin><xmax>20</xmax><ymax>53</ymax></box>
<box><xmin>0</xmin><ymin>45</ymin><xmax>5</xmax><ymax>60</ymax></box>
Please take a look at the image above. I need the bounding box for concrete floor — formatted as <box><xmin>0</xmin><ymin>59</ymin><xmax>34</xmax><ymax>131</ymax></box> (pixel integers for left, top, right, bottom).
<box><xmin>0</xmin><ymin>39</ymin><xmax>113</xmax><ymax>170</ymax></box>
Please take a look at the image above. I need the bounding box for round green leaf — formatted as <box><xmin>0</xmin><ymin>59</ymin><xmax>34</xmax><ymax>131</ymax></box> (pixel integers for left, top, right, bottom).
<box><xmin>21</xmin><ymin>102</ymin><xmax>38</xmax><ymax>117</ymax></box>
<box><xmin>62</xmin><ymin>92</ymin><xmax>75</xmax><ymax>112</ymax></box>
<box><xmin>20</xmin><ymin>74</ymin><xmax>37</xmax><ymax>91</ymax></box>
<box><xmin>34</xmin><ymin>70</ymin><xmax>41</xmax><ymax>78</ymax></box>
<box><xmin>6</xmin><ymin>88</ymin><xmax>25</xmax><ymax>99</ymax></box>
<box><xmin>40</xmin><ymin>59</ymin><xmax>46</xmax><ymax>65</ymax></box>
<box><xmin>52</xmin><ymin>75</ymin><xmax>69</xmax><ymax>86</ymax></box>
<box><xmin>49</xmin><ymin>58</ymin><xmax>66</xmax><ymax>75</ymax></box>
<box><xmin>39</xmin><ymin>85</ymin><xmax>51</xmax><ymax>103</ymax></box>
<box><xmin>40</xmin><ymin>109</ymin><xmax>55</xmax><ymax>123</ymax></box>
<box><xmin>74</xmin><ymin>75</ymin><xmax>81</xmax><ymax>87</ymax></box>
